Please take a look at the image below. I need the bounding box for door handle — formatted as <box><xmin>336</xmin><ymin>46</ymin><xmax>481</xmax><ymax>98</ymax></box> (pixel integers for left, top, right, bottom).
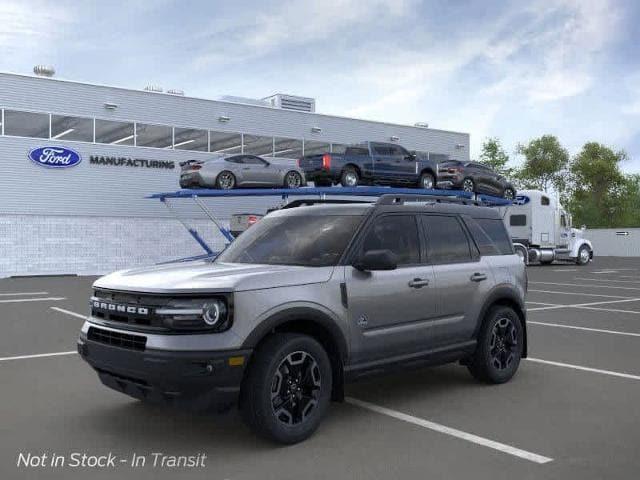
<box><xmin>470</xmin><ymin>272</ymin><xmax>487</xmax><ymax>282</ymax></box>
<box><xmin>408</xmin><ymin>278</ymin><xmax>430</xmax><ymax>288</ymax></box>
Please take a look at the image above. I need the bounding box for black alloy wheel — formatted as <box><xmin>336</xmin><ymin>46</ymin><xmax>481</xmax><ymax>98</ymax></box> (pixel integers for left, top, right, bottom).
<box><xmin>271</xmin><ymin>351</ymin><xmax>321</xmax><ymax>425</ymax></box>
<box><xmin>489</xmin><ymin>317</ymin><xmax>518</xmax><ymax>371</ymax></box>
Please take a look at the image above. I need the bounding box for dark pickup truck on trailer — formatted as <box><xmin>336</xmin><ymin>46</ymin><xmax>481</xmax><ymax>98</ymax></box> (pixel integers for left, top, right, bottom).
<box><xmin>298</xmin><ymin>141</ymin><xmax>440</xmax><ymax>189</ymax></box>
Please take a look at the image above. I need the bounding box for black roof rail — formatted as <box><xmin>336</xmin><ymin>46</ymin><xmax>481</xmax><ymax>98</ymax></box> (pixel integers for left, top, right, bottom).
<box><xmin>376</xmin><ymin>194</ymin><xmax>483</xmax><ymax>206</ymax></box>
<box><xmin>280</xmin><ymin>199</ymin><xmax>373</xmax><ymax>209</ymax></box>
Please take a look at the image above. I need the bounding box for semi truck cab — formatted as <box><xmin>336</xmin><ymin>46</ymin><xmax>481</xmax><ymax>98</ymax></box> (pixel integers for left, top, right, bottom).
<box><xmin>499</xmin><ymin>190</ymin><xmax>593</xmax><ymax>265</ymax></box>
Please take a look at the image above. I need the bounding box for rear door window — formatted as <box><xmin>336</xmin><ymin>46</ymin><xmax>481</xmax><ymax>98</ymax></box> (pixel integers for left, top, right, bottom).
<box><xmin>465</xmin><ymin>217</ymin><xmax>513</xmax><ymax>255</ymax></box>
<box><xmin>360</xmin><ymin>215</ymin><xmax>421</xmax><ymax>266</ymax></box>
<box><xmin>421</xmin><ymin>215</ymin><xmax>472</xmax><ymax>264</ymax></box>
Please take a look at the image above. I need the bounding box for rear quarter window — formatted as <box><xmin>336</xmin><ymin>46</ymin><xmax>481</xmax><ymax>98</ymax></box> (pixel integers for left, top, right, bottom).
<box><xmin>465</xmin><ymin>217</ymin><xmax>514</xmax><ymax>255</ymax></box>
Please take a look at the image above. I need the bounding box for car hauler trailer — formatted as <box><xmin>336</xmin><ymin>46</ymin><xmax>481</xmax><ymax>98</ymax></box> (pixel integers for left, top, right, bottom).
<box><xmin>147</xmin><ymin>186</ymin><xmax>510</xmax><ymax>261</ymax></box>
<box><xmin>497</xmin><ymin>190</ymin><xmax>593</xmax><ymax>266</ymax></box>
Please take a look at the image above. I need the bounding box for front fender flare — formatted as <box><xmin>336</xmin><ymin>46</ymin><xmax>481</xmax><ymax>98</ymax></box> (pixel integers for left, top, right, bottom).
<box><xmin>241</xmin><ymin>304</ymin><xmax>349</xmax><ymax>362</ymax></box>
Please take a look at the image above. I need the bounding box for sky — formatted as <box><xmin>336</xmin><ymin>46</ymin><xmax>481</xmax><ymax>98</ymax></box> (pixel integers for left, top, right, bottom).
<box><xmin>1</xmin><ymin>0</ymin><xmax>639</xmax><ymax>172</ymax></box>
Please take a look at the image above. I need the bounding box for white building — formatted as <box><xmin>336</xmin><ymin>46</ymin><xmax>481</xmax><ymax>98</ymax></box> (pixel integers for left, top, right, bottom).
<box><xmin>0</xmin><ymin>71</ymin><xmax>470</xmax><ymax>277</ymax></box>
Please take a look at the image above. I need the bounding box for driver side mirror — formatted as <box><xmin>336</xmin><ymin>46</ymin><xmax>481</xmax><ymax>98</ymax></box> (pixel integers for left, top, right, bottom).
<box><xmin>405</xmin><ymin>153</ymin><xmax>416</xmax><ymax>161</ymax></box>
<box><xmin>354</xmin><ymin>249</ymin><xmax>398</xmax><ymax>271</ymax></box>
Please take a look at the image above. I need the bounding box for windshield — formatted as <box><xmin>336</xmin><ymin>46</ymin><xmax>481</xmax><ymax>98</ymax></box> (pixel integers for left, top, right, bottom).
<box><xmin>216</xmin><ymin>214</ymin><xmax>364</xmax><ymax>267</ymax></box>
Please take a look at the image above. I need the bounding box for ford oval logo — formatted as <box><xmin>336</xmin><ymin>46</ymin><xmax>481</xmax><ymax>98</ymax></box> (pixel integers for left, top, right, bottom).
<box><xmin>28</xmin><ymin>146</ymin><xmax>82</xmax><ymax>168</ymax></box>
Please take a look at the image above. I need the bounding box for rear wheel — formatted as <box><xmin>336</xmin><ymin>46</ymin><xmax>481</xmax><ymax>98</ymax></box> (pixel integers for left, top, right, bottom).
<box><xmin>240</xmin><ymin>333</ymin><xmax>332</xmax><ymax>444</ymax></box>
<box><xmin>216</xmin><ymin>171</ymin><xmax>236</xmax><ymax>190</ymax></box>
<box><xmin>419</xmin><ymin>172</ymin><xmax>435</xmax><ymax>190</ymax></box>
<box><xmin>340</xmin><ymin>167</ymin><xmax>359</xmax><ymax>187</ymax></box>
<box><xmin>462</xmin><ymin>178</ymin><xmax>475</xmax><ymax>193</ymax></box>
<box><xmin>467</xmin><ymin>306</ymin><xmax>523</xmax><ymax>384</ymax></box>
<box><xmin>576</xmin><ymin>245</ymin><xmax>591</xmax><ymax>265</ymax></box>
<box><xmin>284</xmin><ymin>171</ymin><xmax>303</xmax><ymax>189</ymax></box>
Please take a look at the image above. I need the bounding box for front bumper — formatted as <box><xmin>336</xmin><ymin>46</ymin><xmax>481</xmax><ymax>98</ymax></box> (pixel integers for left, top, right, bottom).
<box><xmin>78</xmin><ymin>331</ymin><xmax>251</xmax><ymax>412</ymax></box>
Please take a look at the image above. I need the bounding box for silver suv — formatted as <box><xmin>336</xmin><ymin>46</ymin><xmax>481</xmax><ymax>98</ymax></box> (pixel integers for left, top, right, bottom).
<box><xmin>78</xmin><ymin>195</ymin><xmax>527</xmax><ymax>444</ymax></box>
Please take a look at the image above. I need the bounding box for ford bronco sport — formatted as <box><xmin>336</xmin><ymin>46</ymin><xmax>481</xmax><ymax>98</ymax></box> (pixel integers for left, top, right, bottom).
<box><xmin>78</xmin><ymin>194</ymin><xmax>527</xmax><ymax>444</ymax></box>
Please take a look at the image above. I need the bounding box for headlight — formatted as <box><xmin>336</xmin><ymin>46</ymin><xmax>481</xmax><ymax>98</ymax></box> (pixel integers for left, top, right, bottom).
<box><xmin>155</xmin><ymin>296</ymin><xmax>232</xmax><ymax>332</ymax></box>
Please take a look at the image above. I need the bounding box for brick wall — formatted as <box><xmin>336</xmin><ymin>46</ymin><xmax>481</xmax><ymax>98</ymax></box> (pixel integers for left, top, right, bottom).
<box><xmin>0</xmin><ymin>215</ymin><xmax>229</xmax><ymax>277</ymax></box>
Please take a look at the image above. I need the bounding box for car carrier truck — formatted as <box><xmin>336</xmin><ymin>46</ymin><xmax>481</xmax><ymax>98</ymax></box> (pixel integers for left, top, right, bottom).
<box><xmin>498</xmin><ymin>190</ymin><xmax>593</xmax><ymax>265</ymax></box>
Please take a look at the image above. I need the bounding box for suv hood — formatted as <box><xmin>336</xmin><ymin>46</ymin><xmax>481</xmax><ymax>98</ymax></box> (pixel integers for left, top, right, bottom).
<box><xmin>93</xmin><ymin>261</ymin><xmax>334</xmax><ymax>294</ymax></box>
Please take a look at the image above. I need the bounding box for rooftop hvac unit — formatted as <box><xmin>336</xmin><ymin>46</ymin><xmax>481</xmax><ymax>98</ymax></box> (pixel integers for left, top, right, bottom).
<box><xmin>263</xmin><ymin>94</ymin><xmax>316</xmax><ymax>113</ymax></box>
<box><xmin>167</xmin><ymin>89</ymin><xmax>185</xmax><ymax>96</ymax></box>
<box><xmin>144</xmin><ymin>85</ymin><xmax>163</xmax><ymax>93</ymax></box>
<box><xmin>33</xmin><ymin>65</ymin><xmax>55</xmax><ymax>77</ymax></box>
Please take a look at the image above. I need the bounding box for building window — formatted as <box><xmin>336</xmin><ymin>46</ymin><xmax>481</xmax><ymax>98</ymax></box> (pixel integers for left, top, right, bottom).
<box><xmin>210</xmin><ymin>131</ymin><xmax>242</xmax><ymax>154</ymax></box>
<box><xmin>243</xmin><ymin>134</ymin><xmax>274</xmax><ymax>156</ymax></box>
<box><xmin>273</xmin><ymin>137</ymin><xmax>303</xmax><ymax>159</ymax></box>
<box><xmin>136</xmin><ymin>123</ymin><xmax>173</xmax><ymax>149</ymax></box>
<box><xmin>173</xmin><ymin>127</ymin><xmax>208</xmax><ymax>151</ymax></box>
<box><xmin>95</xmin><ymin>119</ymin><xmax>134</xmax><ymax>145</ymax></box>
<box><xmin>331</xmin><ymin>143</ymin><xmax>347</xmax><ymax>154</ymax></box>
<box><xmin>303</xmin><ymin>140</ymin><xmax>330</xmax><ymax>156</ymax></box>
<box><xmin>51</xmin><ymin>115</ymin><xmax>94</xmax><ymax>142</ymax></box>
<box><xmin>3</xmin><ymin>110</ymin><xmax>49</xmax><ymax>138</ymax></box>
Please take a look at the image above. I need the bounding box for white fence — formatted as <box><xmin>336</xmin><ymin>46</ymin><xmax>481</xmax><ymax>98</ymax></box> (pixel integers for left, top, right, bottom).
<box><xmin>585</xmin><ymin>228</ymin><xmax>640</xmax><ymax>257</ymax></box>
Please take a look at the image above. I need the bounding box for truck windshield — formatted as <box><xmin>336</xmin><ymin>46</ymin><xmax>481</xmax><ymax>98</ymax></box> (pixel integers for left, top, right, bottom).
<box><xmin>216</xmin><ymin>215</ymin><xmax>364</xmax><ymax>267</ymax></box>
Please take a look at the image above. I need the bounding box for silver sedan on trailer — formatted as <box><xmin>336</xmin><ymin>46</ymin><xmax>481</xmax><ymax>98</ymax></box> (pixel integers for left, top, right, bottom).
<box><xmin>179</xmin><ymin>154</ymin><xmax>307</xmax><ymax>189</ymax></box>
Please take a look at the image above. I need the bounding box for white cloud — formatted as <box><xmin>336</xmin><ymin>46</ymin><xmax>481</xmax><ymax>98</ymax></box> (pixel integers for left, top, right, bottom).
<box><xmin>0</xmin><ymin>1</ymin><xmax>72</xmax><ymax>53</ymax></box>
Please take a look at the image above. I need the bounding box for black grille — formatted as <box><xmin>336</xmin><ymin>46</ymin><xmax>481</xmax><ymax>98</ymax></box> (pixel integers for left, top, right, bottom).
<box><xmin>91</xmin><ymin>290</ymin><xmax>170</xmax><ymax>330</ymax></box>
<box><xmin>88</xmin><ymin>327</ymin><xmax>147</xmax><ymax>351</ymax></box>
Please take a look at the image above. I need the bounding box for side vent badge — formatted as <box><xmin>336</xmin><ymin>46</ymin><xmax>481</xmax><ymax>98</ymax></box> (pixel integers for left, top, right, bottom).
<box><xmin>357</xmin><ymin>314</ymin><xmax>368</xmax><ymax>328</ymax></box>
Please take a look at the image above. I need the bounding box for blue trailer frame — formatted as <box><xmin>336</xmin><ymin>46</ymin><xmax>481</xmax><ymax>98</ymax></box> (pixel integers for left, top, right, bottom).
<box><xmin>148</xmin><ymin>186</ymin><xmax>511</xmax><ymax>260</ymax></box>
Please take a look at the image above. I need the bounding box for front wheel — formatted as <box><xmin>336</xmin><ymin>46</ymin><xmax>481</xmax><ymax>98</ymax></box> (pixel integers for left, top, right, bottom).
<box><xmin>419</xmin><ymin>172</ymin><xmax>435</xmax><ymax>189</ymax></box>
<box><xmin>467</xmin><ymin>306</ymin><xmax>523</xmax><ymax>384</ymax></box>
<box><xmin>462</xmin><ymin>178</ymin><xmax>475</xmax><ymax>193</ymax></box>
<box><xmin>576</xmin><ymin>245</ymin><xmax>591</xmax><ymax>265</ymax></box>
<box><xmin>240</xmin><ymin>333</ymin><xmax>332</xmax><ymax>444</ymax></box>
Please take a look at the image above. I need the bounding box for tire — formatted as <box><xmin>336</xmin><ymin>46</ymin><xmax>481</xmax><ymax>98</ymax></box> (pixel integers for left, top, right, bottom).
<box><xmin>340</xmin><ymin>167</ymin><xmax>359</xmax><ymax>187</ymax></box>
<box><xmin>467</xmin><ymin>306</ymin><xmax>523</xmax><ymax>384</ymax></box>
<box><xmin>216</xmin><ymin>171</ymin><xmax>236</xmax><ymax>190</ymax></box>
<box><xmin>503</xmin><ymin>188</ymin><xmax>515</xmax><ymax>200</ymax></box>
<box><xmin>462</xmin><ymin>178</ymin><xmax>475</xmax><ymax>193</ymax></box>
<box><xmin>576</xmin><ymin>244</ymin><xmax>591</xmax><ymax>266</ymax></box>
<box><xmin>284</xmin><ymin>171</ymin><xmax>303</xmax><ymax>189</ymax></box>
<box><xmin>240</xmin><ymin>333</ymin><xmax>332</xmax><ymax>444</ymax></box>
<box><xmin>419</xmin><ymin>172</ymin><xmax>435</xmax><ymax>190</ymax></box>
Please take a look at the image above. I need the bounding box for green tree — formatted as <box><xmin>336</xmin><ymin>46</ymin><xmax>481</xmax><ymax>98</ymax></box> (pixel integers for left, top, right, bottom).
<box><xmin>515</xmin><ymin>135</ymin><xmax>569</xmax><ymax>193</ymax></box>
<box><xmin>479</xmin><ymin>137</ymin><xmax>512</xmax><ymax>176</ymax></box>
<box><xmin>567</xmin><ymin>142</ymin><xmax>640</xmax><ymax>227</ymax></box>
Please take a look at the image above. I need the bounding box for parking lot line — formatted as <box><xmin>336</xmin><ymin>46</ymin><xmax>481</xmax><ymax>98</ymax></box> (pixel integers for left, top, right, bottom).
<box><xmin>573</xmin><ymin>306</ymin><xmax>640</xmax><ymax>315</ymax></box>
<box><xmin>0</xmin><ymin>351</ymin><xmax>77</xmax><ymax>362</ymax></box>
<box><xmin>552</xmin><ymin>268</ymin><xmax>577</xmax><ymax>272</ymax></box>
<box><xmin>528</xmin><ymin>321</ymin><xmax>640</xmax><ymax>337</ymax></box>
<box><xmin>0</xmin><ymin>291</ymin><xmax>49</xmax><ymax>296</ymax></box>
<box><xmin>51</xmin><ymin>306</ymin><xmax>87</xmax><ymax>319</ymax></box>
<box><xmin>527</xmin><ymin>297</ymin><xmax>640</xmax><ymax>312</ymax></box>
<box><xmin>530</xmin><ymin>281</ymin><xmax>640</xmax><ymax>291</ymax></box>
<box><xmin>528</xmin><ymin>289</ymin><xmax>630</xmax><ymax>299</ymax></box>
<box><xmin>345</xmin><ymin>397</ymin><xmax>553</xmax><ymax>464</ymax></box>
<box><xmin>573</xmin><ymin>277</ymin><xmax>640</xmax><ymax>284</ymax></box>
<box><xmin>526</xmin><ymin>358</ymin><xmax>640</xmax><ymax>381</ymax></box>
<box><xmin>0</xmin><ymin>297</ymin><xmax>66</xmax><ymax>304</ymax></box>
